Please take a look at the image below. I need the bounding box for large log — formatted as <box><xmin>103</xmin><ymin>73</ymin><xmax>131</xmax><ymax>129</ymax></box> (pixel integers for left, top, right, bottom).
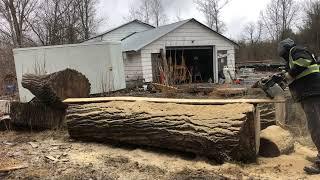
<box><xmin>10</xmin><ymin>101</ymin><xmax>66</xmax><ymax>130</ymax></box>
<box><xmin>66</xmin><ymin>101</ymin><xmax>260</xmax><ymax>163</ymax></box>
<box><xmin>22</xmin><ymin>68</ymin><xmax>90</xmax><ymax>109</ymax></box>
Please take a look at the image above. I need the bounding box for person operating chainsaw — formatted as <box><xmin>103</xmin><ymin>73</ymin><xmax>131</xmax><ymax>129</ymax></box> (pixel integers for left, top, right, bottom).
<box><xmin>278</xmin><ymin>38</ymin><xmax>320</xmax><ymax>174</ymax></box>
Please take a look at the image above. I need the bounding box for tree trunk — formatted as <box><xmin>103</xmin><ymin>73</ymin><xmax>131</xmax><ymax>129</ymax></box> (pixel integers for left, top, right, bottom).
<box><xmin>66</xmin><ymin>101</ymin><xmax>260</xmax><ymax>163</ymax></box>
<box><xmin>22</xmin><ymin>68</ymin><xmax>90</xmax><ymax>109</ymax></box>
<box><xmin>10</xmin><ymin>101</ymin><xmax>66</xmax><ymax>130</ymax></box>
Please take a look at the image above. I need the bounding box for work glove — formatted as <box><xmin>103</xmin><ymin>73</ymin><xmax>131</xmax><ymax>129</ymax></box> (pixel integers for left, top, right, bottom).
<box><xmin>272</xmin><ymin>72</ymin><xmax>286</xmax><ymax>83</ymax></box>
<box><xmin>281</xmin><ymin>72</ymin><xmax>294</xmax><ymax>85</ymax></box>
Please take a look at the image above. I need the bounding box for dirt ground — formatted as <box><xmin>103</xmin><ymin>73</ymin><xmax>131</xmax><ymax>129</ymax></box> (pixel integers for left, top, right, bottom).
<box><xmin>0</xmin><ymin>130</ymin><xmax>320</xmax><ymax>180</ymax></box>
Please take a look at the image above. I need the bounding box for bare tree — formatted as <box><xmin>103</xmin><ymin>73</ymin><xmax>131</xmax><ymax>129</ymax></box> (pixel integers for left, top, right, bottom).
<box><xmin>296</xmin><ymin>0</ymin><xmax>320</xmax><ymax>52</ymax></box>
<box><xmin>76</xmin><ymin>0</ymin><xmax>100</xmax><ymax>40</ymax></box>
<box><xmin>126</xmin><ymin>0</ymin><xmax>152</xmax><ymax>24</ymax></box>
<box><xmin>150</xmin><ymin>0</ymin><xmax>167</xmax><ymax>27</ymax></box>
<box><xmin>260</xmin><ymin>0</ymin><xmax>298</xmax><ymax>41</ymax></box>
<box><xmin>29</xmin><ymin>0</ymin><xmax>73</xmax><ymax>45</ymax></box>
<box><xmin>175</xmin><ymin>8</ymin><xmax>182</xmax><ymax>22</ymax></box>
<box><xmin>243</xmin><ymin>21</ymin><xmax>263</xmax><ymax>45</ymax></box>
<box><xmin>0</xmin><ymin>0</ymin><xmax>37</xmax><ymax>47</ymax></box>
<box><xmin>126</xmin><ymin>0</ymin><xmax>167</xmax><ymax>27</ymax></box>
<box><xmin>29</xmin><ymin>0</ymin><xmax>101</xmax><ymax>45</ymax></box>
<box><xmin>194</xmin><ymin>0</ymin><xmax>230</xmax><ymax>33</ymax></box>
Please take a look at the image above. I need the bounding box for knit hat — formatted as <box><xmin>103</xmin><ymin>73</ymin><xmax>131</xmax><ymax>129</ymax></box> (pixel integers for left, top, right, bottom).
<box><xmin>278</xmin><ymin>38</ymin><xmax>296</xmax><ymax>59</ymax></box>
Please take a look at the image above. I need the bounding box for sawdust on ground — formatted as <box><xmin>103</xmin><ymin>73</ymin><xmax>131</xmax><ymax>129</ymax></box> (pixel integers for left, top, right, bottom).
<box><xmin>0</xmin><ymin>130</ymin><xmax>320</xmax><ymax>180</ymax></box>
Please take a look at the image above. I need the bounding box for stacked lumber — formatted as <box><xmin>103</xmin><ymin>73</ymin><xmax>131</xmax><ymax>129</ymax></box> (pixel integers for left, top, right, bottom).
<box><xmin>66</xmin><ymin>101</ymin><xmax>261</xmax><ymax>163</ymax></box>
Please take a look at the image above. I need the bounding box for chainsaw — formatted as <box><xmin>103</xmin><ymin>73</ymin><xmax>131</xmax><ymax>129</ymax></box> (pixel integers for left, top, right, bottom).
<box><xmin>252</xmin><ymin>72</ymin><xmax>287</xmax><ymax>99</ymax></box>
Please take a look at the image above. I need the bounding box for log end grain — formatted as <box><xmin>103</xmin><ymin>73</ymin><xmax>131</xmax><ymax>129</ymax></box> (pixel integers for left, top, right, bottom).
<box><xmin>259</xmin><ymin>125</ymin><xmax>294</xmax><ymax>157</ymax></box>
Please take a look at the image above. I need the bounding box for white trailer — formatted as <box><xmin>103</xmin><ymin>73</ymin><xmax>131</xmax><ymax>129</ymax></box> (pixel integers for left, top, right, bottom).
<box><xmin>13</xmin><ymin>41</ymin><xmax>125</xmax><ymax>102</ymax></box>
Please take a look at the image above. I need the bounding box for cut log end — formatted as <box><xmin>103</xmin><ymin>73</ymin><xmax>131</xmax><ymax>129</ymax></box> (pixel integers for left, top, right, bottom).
<box><xmin>22</xmin><ymin>68</ymin><xmax>90</xmax><ymax>109</ymax></box>
<box><xmin>66</xmin><ymin>101</ymin><xmax>260</xmax><ymax>163</ymax></box>
<box><xmin>259</xmin><ymin>125</ymin><xmax>294</xmax><ymax>157</ymax></box>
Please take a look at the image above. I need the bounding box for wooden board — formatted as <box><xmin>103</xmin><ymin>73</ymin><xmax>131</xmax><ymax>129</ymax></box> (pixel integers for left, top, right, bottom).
<box><xmin>64</xmin><ymin>96</ymin><xmax>286</xmax><ymax>105</ymax></box>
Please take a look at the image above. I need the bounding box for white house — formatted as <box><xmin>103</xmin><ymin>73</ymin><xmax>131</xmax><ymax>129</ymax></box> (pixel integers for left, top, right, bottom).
<box><xmin>86</xmin><ymin>18</ymin><xmax>238</xmax><ymax>84</ymax></box>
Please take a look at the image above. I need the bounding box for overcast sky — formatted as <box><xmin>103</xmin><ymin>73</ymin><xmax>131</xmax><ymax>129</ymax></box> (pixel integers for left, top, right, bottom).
<box><xmin>96</xmin><ymin>0</ymin><xmax>300</xmax><ymax>40</ymax></box>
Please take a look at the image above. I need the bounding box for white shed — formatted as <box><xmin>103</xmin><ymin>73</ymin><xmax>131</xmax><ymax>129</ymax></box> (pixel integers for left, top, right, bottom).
<box><xmin>13</xmin><ymin>42</ymin><xmax>125</xmax><ymax>102</ymax></box>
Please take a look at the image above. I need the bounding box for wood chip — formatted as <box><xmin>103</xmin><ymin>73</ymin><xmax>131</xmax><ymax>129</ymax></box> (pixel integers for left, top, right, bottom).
<box><xmin>28</xmin><ymin>142</ymin><xmax>38</xmax><ymax>148</ymax></box>
<box><xmin>60</xmin><ymin>159</ymin><xmax>69</xmax><ymax>162</ymax></box>
<box><xmin>45</xmin><ymin>156</ymin><xmax>59</xmax><ymax>162</ymax></box>
<box><xmin>50</xmin><ymin>147</ymin><xmax>59</xmax><ymax>150</ymax></box>
<box><xmin>3</xmin><ymin>142</ymin><xmax>14</xmax><ymax>146</ymax></box>
<box><xmin>0</xmin><ymin>165</ymin><xmax>28</xmax><ymax>173</ymax></box>
<box><xmin>51</xmin><ymin>143</ymin><xmax>65</xmax><ymax>146</ymax></box>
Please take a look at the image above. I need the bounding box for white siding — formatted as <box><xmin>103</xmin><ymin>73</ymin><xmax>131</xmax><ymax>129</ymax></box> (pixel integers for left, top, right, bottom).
<box><xmin>123</xmin><ymin>51</ymin><xmax>143</xmax><ymax>81</ymax></box>
<box><xmin>141</xmin><ymin>21</ymin><xmax>235</xmax><ymax>82</ymax></box>
<box><xmin>87</xmin><ymin>22</ymin><xmax>153</xmax><ymax>43</ymax></box>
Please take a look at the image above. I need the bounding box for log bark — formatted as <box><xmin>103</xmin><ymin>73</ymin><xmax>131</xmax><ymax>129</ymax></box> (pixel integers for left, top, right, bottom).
<box><xmin>258</xmin><ymin>103</ymin><xmax>276</xmax><ymax>130</ymax></box>
<box><xmin>66</xmin><ymin>101</ymin><xmax>260</xmax><ymax>163</ymax></box>
<box><xmin>10</xmin><ymin>102</ymin><xmax>66</xmax><ymax>130</ymax></box>
<box><xmin>22</xmin><ymin>68</ymin><xmax>90</xmax><ymax>109</ymax></box>
<box><xmin>259</xmin><ymin>125</ymin><xmax>294</xmax><ymax>157</ymax></box>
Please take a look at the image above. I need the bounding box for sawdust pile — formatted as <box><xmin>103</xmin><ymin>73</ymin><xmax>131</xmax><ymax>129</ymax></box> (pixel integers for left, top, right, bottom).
<box><xmin>1</xmin><ymin>131</ymin><xmax>320</xmax><ymax>179</ymax></box>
